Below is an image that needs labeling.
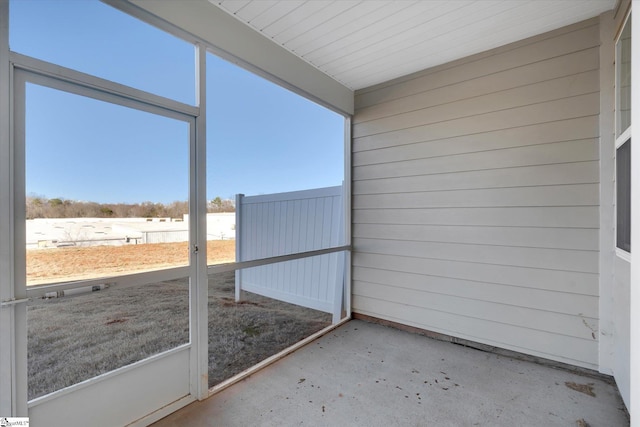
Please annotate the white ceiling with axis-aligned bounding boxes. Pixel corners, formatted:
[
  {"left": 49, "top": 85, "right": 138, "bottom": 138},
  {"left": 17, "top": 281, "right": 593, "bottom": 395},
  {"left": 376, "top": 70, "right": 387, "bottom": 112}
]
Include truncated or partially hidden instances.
[{"left": 208, "top": 0, "right": 616, "bottom": 91}]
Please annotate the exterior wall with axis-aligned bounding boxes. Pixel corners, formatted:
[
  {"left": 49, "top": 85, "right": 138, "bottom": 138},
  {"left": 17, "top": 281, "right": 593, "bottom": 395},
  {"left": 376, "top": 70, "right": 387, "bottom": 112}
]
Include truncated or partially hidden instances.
[
  {"left": 600, "top": 0, "right": 632, "bottom": 409},
  {"left": 352, "top": 19, "right": 601, "bottom": 369},
  {"left": 613, "top": 255, "right": 631, "bottom": 405}
]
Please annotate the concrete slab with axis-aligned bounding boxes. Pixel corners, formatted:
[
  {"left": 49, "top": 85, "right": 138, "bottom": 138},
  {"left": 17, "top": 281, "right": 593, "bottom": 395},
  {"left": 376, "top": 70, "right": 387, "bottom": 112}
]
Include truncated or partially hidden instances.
[{"left": 152, "top": 320, "right": 629, "bottom": 426}]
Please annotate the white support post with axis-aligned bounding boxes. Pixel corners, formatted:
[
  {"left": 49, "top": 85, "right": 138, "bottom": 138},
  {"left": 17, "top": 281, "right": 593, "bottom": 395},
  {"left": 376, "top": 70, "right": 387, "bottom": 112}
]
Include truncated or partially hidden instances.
[
  {"left": 630, "top": 2, "right": 639, "bottom": 422},
  {"left": 0, "top": 0, "right": 16, "bottom": 416},
  {"left": 191, "top": 43, "right": 209, "bottom": 401},
  {"left": 331, "top": 265, "right": 344, "bottom": 325},
  {"left": 331, "top": 182, "right": 346, "bottom": 324},
  {"left": 235, "top": 193, "right": 243, "bottom": 302},
  {"left": 343, "top": 116, "right": 352, "bottom": 319},
  {"left": 598, "top": 10, "right": 616, "bottom": 376}
]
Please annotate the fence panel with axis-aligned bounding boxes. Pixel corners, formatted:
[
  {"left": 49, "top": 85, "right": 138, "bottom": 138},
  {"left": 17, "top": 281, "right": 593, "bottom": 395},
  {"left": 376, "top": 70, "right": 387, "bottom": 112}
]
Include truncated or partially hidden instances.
[{"left": 235, "top": 185, "right": 344, "bottom": 323}]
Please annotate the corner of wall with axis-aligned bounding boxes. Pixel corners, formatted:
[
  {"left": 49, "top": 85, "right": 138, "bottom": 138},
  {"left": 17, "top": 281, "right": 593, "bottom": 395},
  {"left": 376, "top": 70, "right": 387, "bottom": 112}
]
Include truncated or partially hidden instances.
[
  {"left": 598, "top": 2, "right": 632, "bottom": 411},
  {"left": 598, "top": 9, "right": 616, "bottom": 376}
]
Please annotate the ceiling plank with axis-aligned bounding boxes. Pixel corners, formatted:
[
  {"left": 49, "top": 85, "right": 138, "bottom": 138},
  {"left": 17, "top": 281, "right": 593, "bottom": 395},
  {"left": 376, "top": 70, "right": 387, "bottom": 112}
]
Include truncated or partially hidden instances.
[{"left": 208, "top": 0, "right": 615, "bottom": 90}]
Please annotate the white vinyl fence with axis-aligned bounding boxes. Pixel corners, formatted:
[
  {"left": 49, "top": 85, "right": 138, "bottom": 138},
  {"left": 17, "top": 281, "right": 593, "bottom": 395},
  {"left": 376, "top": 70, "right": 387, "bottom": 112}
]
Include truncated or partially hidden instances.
[{"left": 235, "top": 185, "right": 345, "bottom": 323}]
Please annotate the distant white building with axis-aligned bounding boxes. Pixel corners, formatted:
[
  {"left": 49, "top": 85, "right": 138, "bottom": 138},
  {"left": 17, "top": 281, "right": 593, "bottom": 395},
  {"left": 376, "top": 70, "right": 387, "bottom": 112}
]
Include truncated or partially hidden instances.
[{"left": 26, "top": 213, "right": 235, "bottom": 249}]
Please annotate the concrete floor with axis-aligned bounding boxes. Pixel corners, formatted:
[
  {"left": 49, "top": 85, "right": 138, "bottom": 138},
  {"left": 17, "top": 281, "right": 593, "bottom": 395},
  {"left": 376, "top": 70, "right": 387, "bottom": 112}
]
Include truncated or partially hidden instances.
[{"left": 152, "top": 320, "right": 629, "bottom": 426}]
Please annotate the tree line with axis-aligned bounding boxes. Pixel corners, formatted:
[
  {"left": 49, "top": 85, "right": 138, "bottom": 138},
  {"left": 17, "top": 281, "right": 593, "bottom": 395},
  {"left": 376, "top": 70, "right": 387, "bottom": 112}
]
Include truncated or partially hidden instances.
[{"left": 25, "top": 196, "right": 235, "bottom": 219}]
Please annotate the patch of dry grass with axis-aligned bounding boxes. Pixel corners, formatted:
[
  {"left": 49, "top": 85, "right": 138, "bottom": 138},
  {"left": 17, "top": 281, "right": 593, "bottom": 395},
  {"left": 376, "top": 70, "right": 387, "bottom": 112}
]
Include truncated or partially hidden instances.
[
  {"left": 27, "top": 270, "right": 330, "bottom": 400},
  {"left": 27, "top": 278, "right": 190, "bottom": 399},
  {"left": 207, "top": 272, "right": 330, "bottom": 386}
]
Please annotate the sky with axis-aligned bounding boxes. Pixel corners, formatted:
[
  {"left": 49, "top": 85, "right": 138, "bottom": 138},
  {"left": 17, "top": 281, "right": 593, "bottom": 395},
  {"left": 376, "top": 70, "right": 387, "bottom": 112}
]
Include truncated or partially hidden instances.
[{"left": 9, "top": 0, "right": 345, "bottom": 204}]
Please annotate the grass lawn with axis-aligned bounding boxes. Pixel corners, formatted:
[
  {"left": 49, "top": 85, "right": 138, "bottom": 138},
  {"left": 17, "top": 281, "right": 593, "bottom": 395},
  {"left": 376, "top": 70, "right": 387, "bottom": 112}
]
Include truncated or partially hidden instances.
[{"left": 27, "top": 270, "right": 331, "bottom": 400}]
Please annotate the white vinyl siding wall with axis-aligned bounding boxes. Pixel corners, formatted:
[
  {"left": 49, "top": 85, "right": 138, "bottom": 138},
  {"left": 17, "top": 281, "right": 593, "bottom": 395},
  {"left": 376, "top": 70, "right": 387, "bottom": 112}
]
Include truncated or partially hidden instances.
[{"left": 352, "top": 19, "right": 600, "bottom": 369}]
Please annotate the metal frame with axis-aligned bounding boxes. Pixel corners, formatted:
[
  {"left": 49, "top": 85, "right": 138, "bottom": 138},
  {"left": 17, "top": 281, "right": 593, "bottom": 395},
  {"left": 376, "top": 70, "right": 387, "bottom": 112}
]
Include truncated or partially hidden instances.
[
  {"left": 207, "top": 246, "right": 351, "bottom": 275},
  {"left": 0, "top": 0, "right": 20, "bottom": 417},
  {"left": 614, "top": 10, "right": 633, "bottom": 261},
  {"left": 97, "top": 0, "right": 354, "bottom": 319},
  {"left": 615, "top": 10, "right": 633, "bottom": 138},
  {"left": 100, "top": 0, "right": 353, "bottom": 114},
  {"left": 192, "top": 43, "right": 209, "bottom": 400},
  {"left": 344, "top": 116, "right": 353, "bottom": 320},
  {"left": 27, "top": 343, "right": 191, "bottom": 408},
  {"left": 24, "top": 267, "right": 190, "bottom": 300},
  {"left": 11, "top": 53, "right": 198, "bottom": 120},
  {"left": 101, "top": 0, "right": 354, "bottom": 117},
  {"left": 11, "top": 55, "right": 200, "bottom": 418},
  {"left": 630, "top": 4, "right": 639, "bottom": 421}
]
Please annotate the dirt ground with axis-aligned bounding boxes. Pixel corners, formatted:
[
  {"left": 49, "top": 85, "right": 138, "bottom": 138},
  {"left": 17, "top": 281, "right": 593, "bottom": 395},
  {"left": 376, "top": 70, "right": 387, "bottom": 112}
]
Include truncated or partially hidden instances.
[{"left": 26, "top": 240, "right": 236, "bottom": 285}]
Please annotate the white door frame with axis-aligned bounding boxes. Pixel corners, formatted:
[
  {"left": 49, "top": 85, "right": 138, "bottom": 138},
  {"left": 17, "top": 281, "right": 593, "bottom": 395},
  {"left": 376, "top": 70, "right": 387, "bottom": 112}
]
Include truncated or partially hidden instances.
[
  {"left": 0, "top": 0, "right": 21, "bottom": 416},
  {"left": 629, "top": 2, "right": 639, "bottom": 421},
  {"left": 5, "top": 51, "right": 209, "bottom": 425}
]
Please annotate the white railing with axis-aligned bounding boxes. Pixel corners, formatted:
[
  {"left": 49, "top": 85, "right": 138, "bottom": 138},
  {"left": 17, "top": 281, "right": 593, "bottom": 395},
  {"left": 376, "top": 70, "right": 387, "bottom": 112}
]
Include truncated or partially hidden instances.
[{"left": 25, "top": 266, "right": 190, "bottom": 300}]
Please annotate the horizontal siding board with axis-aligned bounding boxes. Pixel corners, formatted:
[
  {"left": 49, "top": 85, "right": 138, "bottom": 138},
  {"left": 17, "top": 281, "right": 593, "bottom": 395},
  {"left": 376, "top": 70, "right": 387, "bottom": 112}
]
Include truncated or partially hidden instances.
[
  {"left": 354, "top": 238, "right": 598, "bottom": 273},
  {"left": 354, "top": 162, "right": 599, "bottom": 194},
  {"left": 353, "top": 92, "right": 599, "bottom": 151},
  {"left": 353, "top": 70, "right": 599, "bottom": 138},
  {"left": 354, "top": 47, "right": 599, "bottom": 123},
  {"left": 353, "top": 184, "right": 599, "bottom": 209},
  {"left": 353, "top": 116, "right": 598, "bottom": 165},
  {"left": 355, "top": 22, "right": 599, "bottom": 108},
  {"left": 353, "top": 280, "right": 597, "bottom": 339},
  {"left": 352, "top": 267, "right": 598, "bottom": 317},
  {"left": 353, "top": 206, "right": 599, "bottom": 228},
  {"left": 354, "top": 139, "right": 598, "bottom": 180},
  {"left": 352, "top": 253, "right": 598, "bottom": 296},
  {"left": 352, "top": 296, "right": 598, "bottom": 369},
  {"left": 352, "top": 224, "right": 599, "bottom": 251}
]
